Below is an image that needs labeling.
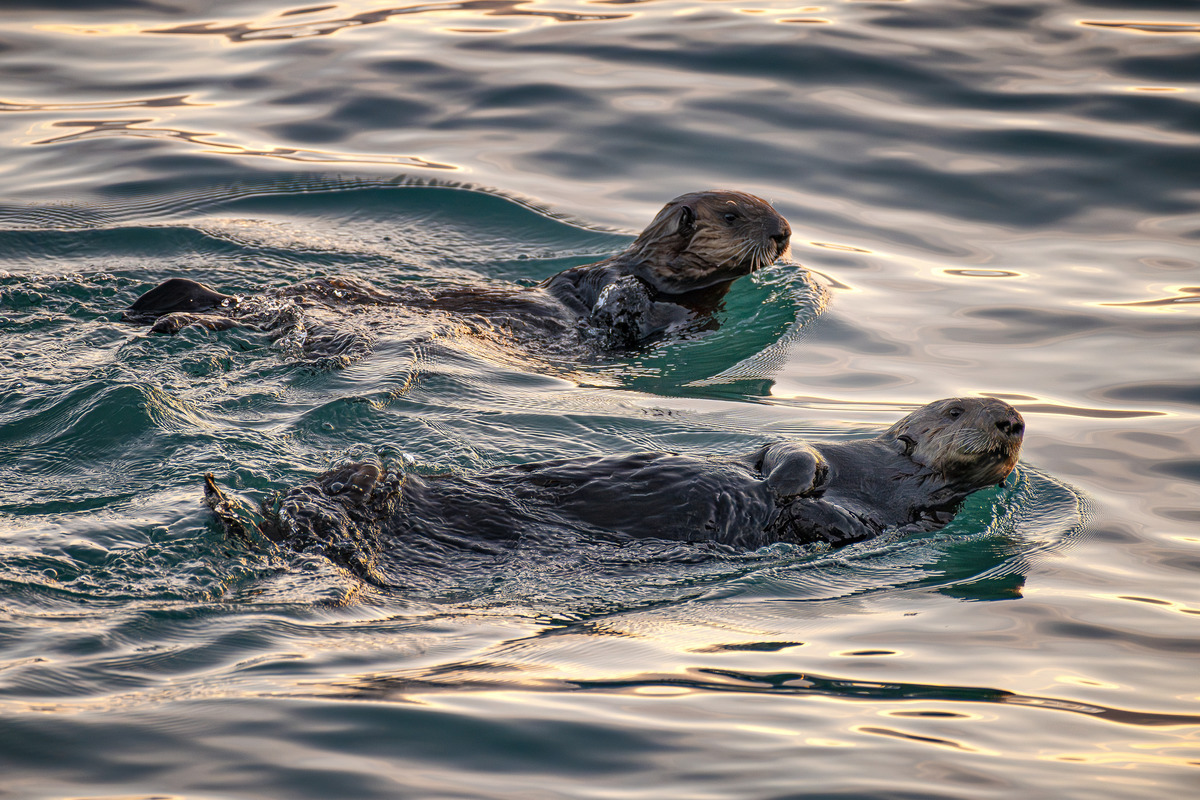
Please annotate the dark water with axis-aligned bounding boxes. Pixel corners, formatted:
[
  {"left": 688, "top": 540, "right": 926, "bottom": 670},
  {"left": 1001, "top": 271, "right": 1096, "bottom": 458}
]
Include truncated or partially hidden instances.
[{"left": 2, "top": 1, "right": 1198, "bottom": 797}]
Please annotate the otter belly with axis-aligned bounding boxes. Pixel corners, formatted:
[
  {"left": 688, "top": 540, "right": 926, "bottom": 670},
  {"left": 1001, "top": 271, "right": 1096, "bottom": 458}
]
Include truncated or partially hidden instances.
[
  {"left": 264, "top": 453, "right": 783, "bottom": 574},
  {"left": 500, "top": 452, "right": 778, "bottom": 547},
  {"left": 262, "top": 451, "right": 923, "bottom": 581}
]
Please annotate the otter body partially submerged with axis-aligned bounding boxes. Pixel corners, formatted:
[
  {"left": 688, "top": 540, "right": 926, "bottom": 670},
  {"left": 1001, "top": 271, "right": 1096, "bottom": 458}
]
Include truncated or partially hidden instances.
[
  {"left": 126, "top": 190, "right": 792, "bottom": 355},
  {"left": 206, "top": 398, "right": 1024, "bottom": 587}
]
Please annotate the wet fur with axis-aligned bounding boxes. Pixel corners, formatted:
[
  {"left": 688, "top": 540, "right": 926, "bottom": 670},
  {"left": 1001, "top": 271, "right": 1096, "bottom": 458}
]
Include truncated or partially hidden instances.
[
  {"left": 205, "top": 398, "right": 1024, "bottom": 587},
  {"left": 126, "top": 190, "right": 791, "bottom": 355}
]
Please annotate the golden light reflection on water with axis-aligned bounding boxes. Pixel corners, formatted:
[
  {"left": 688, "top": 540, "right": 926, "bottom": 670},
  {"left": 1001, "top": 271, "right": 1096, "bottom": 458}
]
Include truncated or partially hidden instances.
[
  {"left": 810, "top": 241, "right": 872, "bottom": 254},
  {"left": 142, "top": 0, "right": 631, "bottom": 43},
  {"left": 1042, "top": 748, "right": 1200, "bottom": 769},
  {"left": 1101, "top": 286, "right": 1200, "bottom": 310},
  {"left": 1080, "top": 21, "right": 1200, "bottom": 36},
  {"left": 29, "top": 118, "right": 459, "bottom": 170},
  {"left": 141, "top": 384, "right": 219, "bottom": 433},
  {"left": 1057, "top": 674, "right": 1122, "bottom": 691},
  {"left": 1128, "top": 86, "right": 1190, "bottom": 93},
  {"left": 943, "top": 268, "right": 1022, "bottom": 278},
  {"left": 1005, "top": 402, "right": 1165, "bottom": 420},
  {"left": 33, "top": 23, "right": 145, "bottom": 36},
  {"left": 631, "top": 685, "right": 691, "bottom": 695},
  {"left": 736, "top": 722, "right": 805, "bottom": 737},
  {"left": 0, "top": 97, "right": 200, "bottom": 113},
  {"left": 804, "top": 737, "right": 855, "bottom": 747},
  {"left": 1099, "top": 594, "right": 1200, "bottom": 618}
]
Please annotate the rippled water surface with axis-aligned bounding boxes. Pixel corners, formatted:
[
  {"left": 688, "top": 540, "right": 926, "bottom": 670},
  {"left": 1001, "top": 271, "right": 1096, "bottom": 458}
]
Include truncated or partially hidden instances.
[{"left": 2, "top": 1, "right": 1198, "bottom": 798}]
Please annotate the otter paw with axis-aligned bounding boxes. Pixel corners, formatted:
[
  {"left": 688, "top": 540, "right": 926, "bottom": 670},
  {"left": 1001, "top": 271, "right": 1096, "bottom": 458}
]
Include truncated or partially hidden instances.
[{"left": 318, "top": 462, "right": 382, "bottom": 499}]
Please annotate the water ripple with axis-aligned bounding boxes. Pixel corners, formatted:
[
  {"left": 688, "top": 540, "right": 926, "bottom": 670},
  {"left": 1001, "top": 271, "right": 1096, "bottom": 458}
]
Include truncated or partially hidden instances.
[
  {"left": 1080, "top": 20, "right": 1200, "bottom": 36},
  {"left": 2, "top": 0, "right": 1199, "bottom": 795},
  {"left": 144, "top": 0, "right": 632, "bottom": 43},
  {"left": 0, "top": 94, "right": 201, "bottom": 112},
  {"left": 32, "top": 118, "right": 459, "bottom": 169}
]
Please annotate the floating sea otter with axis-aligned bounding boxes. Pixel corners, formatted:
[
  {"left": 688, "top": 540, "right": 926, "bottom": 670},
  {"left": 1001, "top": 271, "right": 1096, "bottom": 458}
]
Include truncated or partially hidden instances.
[
  {"left": 124, "top": 190, "right": 792, "bottom": 354},
  {"left": 205, "top": 398, "right": 1025, "bottom": 586}
]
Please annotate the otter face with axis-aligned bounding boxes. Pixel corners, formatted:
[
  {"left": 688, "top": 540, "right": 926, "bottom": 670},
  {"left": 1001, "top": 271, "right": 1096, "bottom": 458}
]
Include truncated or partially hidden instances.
[
  {"left": 885, "top": 397, "right": 1024, "bottom": 489},
  {"left": 630, "top": 190, "right": 792, "bottom": 294}
]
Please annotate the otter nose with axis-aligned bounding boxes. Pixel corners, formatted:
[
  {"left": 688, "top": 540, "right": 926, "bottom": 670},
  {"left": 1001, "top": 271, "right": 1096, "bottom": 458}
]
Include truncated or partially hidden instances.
[
  {"left": 770, "top": 222, "right": 791, "bottom": 249},
  {"left": 996, "top": 418, "right": 1024, "bottom": 437}
]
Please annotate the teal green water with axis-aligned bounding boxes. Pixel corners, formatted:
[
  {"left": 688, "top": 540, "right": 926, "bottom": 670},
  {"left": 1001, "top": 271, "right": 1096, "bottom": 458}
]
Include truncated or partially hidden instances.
[{"left": 2, "top": 1, "right": 1199, "bottom": 798}]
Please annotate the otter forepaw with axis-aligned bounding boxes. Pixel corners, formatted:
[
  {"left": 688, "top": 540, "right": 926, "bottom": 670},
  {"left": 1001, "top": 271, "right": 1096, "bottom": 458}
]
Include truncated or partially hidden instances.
[
  {"left": 317, "top": 462, "right": 383, "bottom": 499},
  {"left": 758, "top": 442, "right": 828, "bottom": 500},
  {"left": 588, "top": 276, "right": 653, "bottom": 348}
]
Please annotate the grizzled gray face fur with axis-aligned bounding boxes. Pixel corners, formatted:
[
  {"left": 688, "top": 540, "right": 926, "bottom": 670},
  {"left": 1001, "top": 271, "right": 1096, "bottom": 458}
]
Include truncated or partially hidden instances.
[{"left": 885, "top": 397, "right": 1025, "bottom": 489}]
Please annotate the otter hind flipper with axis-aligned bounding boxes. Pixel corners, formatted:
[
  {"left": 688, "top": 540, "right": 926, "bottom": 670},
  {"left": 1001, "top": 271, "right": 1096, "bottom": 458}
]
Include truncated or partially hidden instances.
[
  {"left": 125, "top": 278, "right": 235, "bottom": 324},
  {"left": 203, "top": 473, "right": 278, "bottom": 548}
]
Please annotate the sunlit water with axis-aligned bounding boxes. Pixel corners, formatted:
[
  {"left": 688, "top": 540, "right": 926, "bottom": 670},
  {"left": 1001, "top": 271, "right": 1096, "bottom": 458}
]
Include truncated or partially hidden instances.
[{"left": 2, "top": 1, "right": 1198, "bottom": 798}]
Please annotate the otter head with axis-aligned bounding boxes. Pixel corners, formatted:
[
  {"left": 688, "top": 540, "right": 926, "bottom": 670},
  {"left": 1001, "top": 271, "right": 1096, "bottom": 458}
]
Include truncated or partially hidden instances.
[
  {"left": 884, "top": 397, "right": 1024, "bottom": 490},
  {"left": 625, "top": 190, "right": 792, "bottom": 295}
]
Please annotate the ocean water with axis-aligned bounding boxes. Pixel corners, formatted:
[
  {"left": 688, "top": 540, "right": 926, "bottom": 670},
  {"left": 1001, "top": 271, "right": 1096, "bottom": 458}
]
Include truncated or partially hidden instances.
[{"left": 1, "top": 0, "right": 1198, "bottom": 798}]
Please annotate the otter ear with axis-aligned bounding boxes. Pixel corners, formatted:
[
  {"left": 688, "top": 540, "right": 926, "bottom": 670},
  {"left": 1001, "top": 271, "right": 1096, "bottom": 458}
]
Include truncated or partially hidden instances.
[{"left": 677, "top": 205, "right": 696, "bottom": 237}]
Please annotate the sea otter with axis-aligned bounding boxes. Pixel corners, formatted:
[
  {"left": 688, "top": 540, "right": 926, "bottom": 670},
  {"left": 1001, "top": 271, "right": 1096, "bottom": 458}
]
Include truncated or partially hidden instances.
[
  {"left": 124, "top": 190, "right": 792, "bottom": 354},
  {"left": 204, "top": 398, "right": 1025, "bottom": 587}
]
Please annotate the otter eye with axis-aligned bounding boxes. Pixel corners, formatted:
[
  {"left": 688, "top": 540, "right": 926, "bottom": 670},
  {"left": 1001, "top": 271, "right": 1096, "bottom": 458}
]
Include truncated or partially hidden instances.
[
  {"left": 723, "top": 212, "right": 739, "bottom": 223},
  {"left": 947, "top": 407, "right": 964, "bottom": 419}
]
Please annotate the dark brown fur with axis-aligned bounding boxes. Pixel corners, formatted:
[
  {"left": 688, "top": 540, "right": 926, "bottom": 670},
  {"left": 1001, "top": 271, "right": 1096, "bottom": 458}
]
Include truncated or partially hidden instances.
[
  {"left": 125, "top": 190, "right": 792, "bottom": 354},
  {"left": 204, "top": 398, "right": 1024, "bottom": 587}
]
